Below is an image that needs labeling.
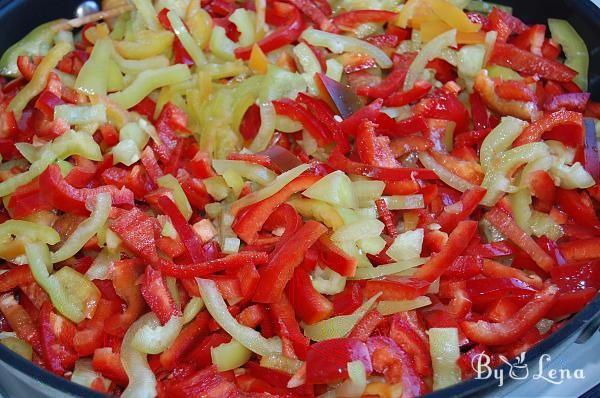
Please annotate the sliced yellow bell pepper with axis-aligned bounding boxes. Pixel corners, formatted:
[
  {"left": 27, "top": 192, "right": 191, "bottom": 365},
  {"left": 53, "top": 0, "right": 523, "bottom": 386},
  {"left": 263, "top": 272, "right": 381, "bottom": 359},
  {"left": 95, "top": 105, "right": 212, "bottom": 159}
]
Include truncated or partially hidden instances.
[
  {"left": 249, "top": 44, "right": 269, "bottom": 74},
  {"left": 428, "top": 0, "right": 481, "bottom": 32}
]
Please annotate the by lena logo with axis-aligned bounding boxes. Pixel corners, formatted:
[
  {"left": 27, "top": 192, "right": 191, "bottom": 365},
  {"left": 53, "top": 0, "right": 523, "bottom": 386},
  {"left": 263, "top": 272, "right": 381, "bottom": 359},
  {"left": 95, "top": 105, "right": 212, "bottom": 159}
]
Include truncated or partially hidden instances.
[{"left": 471, "top": 352, "right": 585, "bottom": 387}]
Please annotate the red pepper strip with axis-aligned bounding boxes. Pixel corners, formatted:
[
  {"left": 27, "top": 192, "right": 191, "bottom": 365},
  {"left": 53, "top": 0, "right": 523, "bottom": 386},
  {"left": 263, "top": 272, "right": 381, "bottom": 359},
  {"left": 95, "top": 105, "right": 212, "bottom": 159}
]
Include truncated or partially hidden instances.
[
  {"left": 443, "top": 255, "right": 483, "bottom": 280},
  {"left": 384, "top": 81, "right": 432, "bottom": 107},
  {"left": 269, "top": 294, "right": 310, "bottom": 359},
  {"left": 489, "top": 42, "right": 578, "bottom": 83},
  {"left": 40, "top": 164, "right": 135, "bottom": 216},
  {"left": 494, "top": 79, "right": 536, "bottom": 102},
  {"left": 327, "top": 149, "right": 438, "bottom": 181},
  {"left": 415, "top": 88, "right": 470, "bottom": 133},
  {"left": 0, "top": 265, "right": 34, "bottom": 292},
  {"left": 232, "top": 174, "right": 320, "bottom": 243},
  {"left": 510, "top": 24, "right": 546, "bottom": 55},
  {"left": 464, "top": 240, "right": 514, "bottom": 258},
  {"left": 236, "top": 262, "right": 261, "bottom": 299},
  {"left": 389, "top": 312, "right": 432, "bottom": 377},
  {"left": 235, "top": 7, "right": 304, "bottom": 59},
  {"left": 140, "top": 147, "right": 164, "bottom": 185},
  {"left": 110, "top": 207, "right": 160, "bottom": 265},
  {"left": 414, "top": 220, "right": 478, "bottom": 282},
  {"left": 0, "top": 293, "right": 40, "bottom": 352},
  {"left": 470, "top": 91, "right": 490, "bottom": 130},
  {"left": 91, "top": 348, "right": 128, "bottom": 386},
  {"left": 160, "top": 365, "right": 242, "bottom": 397},
  {"left": 287, "top": 267, "right": 333, "bottom": 324},
  {"left": 367, "top": 337, "right": 425, "bottom": 397},
  {"left": 376, "top": 114, "right": 429, "bottom": 138},
  {"left": 296, "top": 93, "right": 350, "bottom": 153},
  {"left": 437, "top": 187, "right": 486, "bottom": 232},
  {"left": 285, "top": 0, "right": 338, "bottom": 32},
  {"left": 348, "top": 309, "right": 384, "bottom": 342},
  {"left": 160, "top": 252, "right": 269, "bottom": 278},
  {"left": 559, "top": 238, "right": 600, "bottom": 263},
  {"left": 254, "top": 221, "right": 327, "bottom": 303},
  {"left": 339, "top": 98, "right": 383, "bottom": 137},
  {"left": 485, "top": 207, "right": 555, "bottom": 272},
  {"left": 513, "top": 109, "right": 583, "bottom": 147},
  {"left": 105, "top": 259, "right": 146, "bottom": 336},
  {"left": 39, "top": 301, "right": 78, "bottom": 375},
  {"left": 552, "top": 261, "right": 600, "bottom": 293},
  {"left": 151, "top": 103, "right": 186, "bottom": 164},
  {"left": 140, "top": 266, "right": 181, "bottom": 325},
  {"left": 375, "top": 198, "right": 398, "bottom": 238},
  {"left": 313, "top": 235, "right": 357, "bottom": 278},
  {"left": 461, "top": 285, "right": 558, "bottom": 345},
  {"left": 159, "top": 311, "right": 209, "bottom": 370},
  {"left": 35, "top": 90, "right": 64, "bottom": 119},
  {"left": 527, "top": 170, "right": 556, "bottom": 210},
  {"left": 333, "top": 10, "right": 397, "bottom": 28},
  {"left": 356, "top": 119, "right": 399, "bottom": 168},
  {"left": 331, "top": 283, "right": 363, "bottom": 316},
  {"left": 273, "top": 98, "right": 332, "bottom": 146},
  {"left": 556, "top": 189, "right": 600, "bottom": 230},
  {"left": 306, "top": 338, "right": 372, "bottom": 384},
  {"left": 157, "top": 196, "right": 207, "bottom": 263},
  {"left": 482, "top": 259, "right": 543, "bottom": 290},
  {"left": 546, "top": 287, "right": 597, "bottom": 319},
  {"left": 355, "top": 53, "right": 416, "bottom": 99},
  {"left": 365, "top": 34, "right": 400, "bottom": 49},
  {"left": 264, "top": 203, "right": 302, "bottom": 251},
  {"left": 364, "top": 276, "right": 430, "bottom": 300},
  {"left": 544, "top": 93, "right": 591, "bottom": 113}
]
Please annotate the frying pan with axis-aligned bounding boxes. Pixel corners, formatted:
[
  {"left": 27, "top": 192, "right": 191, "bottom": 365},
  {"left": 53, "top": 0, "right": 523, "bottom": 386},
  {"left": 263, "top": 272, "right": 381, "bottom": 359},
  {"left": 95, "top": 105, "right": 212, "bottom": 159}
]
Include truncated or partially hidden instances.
[{"left": 0, "top": 1, "right": 598, "bottom": 397}]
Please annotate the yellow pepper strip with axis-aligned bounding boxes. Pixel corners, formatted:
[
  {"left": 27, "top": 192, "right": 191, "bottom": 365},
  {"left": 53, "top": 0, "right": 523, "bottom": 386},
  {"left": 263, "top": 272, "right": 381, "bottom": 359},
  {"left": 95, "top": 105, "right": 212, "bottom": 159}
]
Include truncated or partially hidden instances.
[
  {"left": 120, "top": 314, "right": 157, "bottom": 398},
  {"left": 167, "top": 10, "right": 207, "bottom": 65},
  {"left": 0, "top": 150, "right": 56, "bottom": 198},
  {"left": 0, "top": 220, "right": 60, "bottom": 246},
  {"left": 254, "top": 0, "right": 267, "bottom": 39},
  {"left": 132, "top": 0, "right": 160, "bottom": 31},
  {"left": 249, "top": 44, "right": 269, "bottom": 74},
  {"left": 51, "top": 193, "right": 112, "bottom": 263},
  {"left": 428, "top": 0, "right": 481, "bottom": 32},
  {"left": 548, "top": 19, "right": 589, "bottom": 91},
  {"left": 396, "top": 0, "right": 425, "bottom": 28},
  {"left": 429, "top": 328, "right": 461, "bottom": 390},
  {"left": 288, "top": 197, "right": 344, "bottom": 229},
  {"left": 25, "top": 242, "right": 100, "bottom": 323},
  {"left": 185, "top": 2, "right": 212, "bottom": 50},
  {"left": 75, "top": 38, "right": 112, "bottom": 95},
  {"left": 114, "top": 30, "right": 174, "bottom": 60},
  {"left": 109, "top": 64, "right": 192, "bottom": 109},
  {"left": 8, "top": 41, "right": 72, "bottom": 118}
]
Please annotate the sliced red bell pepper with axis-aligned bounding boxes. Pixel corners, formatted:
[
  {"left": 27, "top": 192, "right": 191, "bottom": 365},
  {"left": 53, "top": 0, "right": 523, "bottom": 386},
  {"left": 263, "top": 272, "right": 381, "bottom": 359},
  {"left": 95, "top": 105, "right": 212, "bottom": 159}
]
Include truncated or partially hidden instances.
[
  {"left": 494, "top": 79, "right": 536, "bottom": 102},
  {"left": 544, "top": 92, "right": 590, "bottom": 112},
  {"left": 437, "top": 187, "right": 486, "bottom": 232},
  {"left": 415, "top": 88, "right": 470, "bottom": 133},
  {"left": 355, "top": 53, "right": 416, "bottom": 99},
  {"left": 104, "top": 259, "right": 146, "bottom": 336},
  {"left": 306, "top": 338, "right": 372, "bottom": 384},
  {"left": 485, "top": 207, "right": 556, "bottom": 272},
  {"left": 159, "top": 311, "right": 209, "bottom": 370},
  {"left": 39, "top": 301, "right": 78, "bottom": 375},
  {"left": 253, "top": 221, "right": 327, "bottom": 303},
  {"left": 513, "top": 109, "right": 584, "bottom": 147},
  {"left": 470, "top": 91, "right": 491, "bottom": 130},
  {"left": 140, "top": 266, "right": 181, "bottom": 325},
  {"left": 487, "top": 7, "right": 528, "bottom": 36},
  {"left": 466, "top": 277, "right": 536, "bottom": 307},
  {"left": 484, "top": 296, "right": 529, "bottom": 322},
  {"left": 235, "top": 6, "right": 305, "bottom": 59},
  {"left": 384, "top": 80, "right": 432, "bottom": 107},
  {"left": 414, "top": 220, "right": 477, "bottom": 282},
  {"left": 375, "top": 198, "right": 398, "bottom": 238},
  {"left": 546, "top": 287, "right": 597, "bottom": 319},
  {"left": 331, "top": 282, "right": 363, "bottom": 316},
  {"left": 184, "top": 332, "right": 231, "bottom": 368},
  {"left": 333, "top": 10, "right": 397, "bottom": 28},
  {"left": 157, "top": 196, "right": 209, "bottom": 263},
  {"left": 159, "top": 364, "right": 240, "bottom": 397},
  {"left": 339, "top": 98, "right": 384, "bottom": 137},
  {"left": 327, "top": 149, "right": 438, "bottom": 181},
  {"left": 551, "top": 261, "right": 600, "bottom": 293},
  {"left": 348, "top": 309, "right": 384, "bottom": 342},
  {"left": 443, "top": 255, "right": 483, "bottom": 280},
  {"left": 40, "top": 164, "right": 135, "bottom": 216},
  {"left": 0, "top": 293, "right": 40, "bottom": 352},
  {"left": 92, "top": 347, "right": 128, "bottom": 386},
  {"left": 364, "top": 276, "right": 430, "bottom": 300},
  {"left": 490, "top": 42, "right": 578, "bottom": 83},
  {"left": 73, "top": 298, "right": 120, "bottom": 356},
  {"left": 286, "top": 0, "right": 337, "bottom": 32},
  {"left": 482, "top": 259, "right": 543, "bottom": 289},
  {"left": 151, "top": 103, "right": 186, "bottom": 164},
  {"left": 461, "top": 285, "right": 558, "bottom": 345},
  {"left": 110, "top": 207, "right": 160, "bottom": 265},
  {"left": 559, "top": 238, "right": 600, "bottom": 263},
  {"left": 0, "top": 265, "right": 34, "bottom": 293},
  {"left": 232, "top": 174, "right": 319, "bottom": 243},
  {"left": 356, "top": 119, "right": 399, "bottom": 168},
  {"left": 287, "top": 267, "right": 333, "bottom": 324},
  {"left": 365, "top": 33, "right": 400, "bottom": 49},
  {"left": 269, "top": 293, "right": 310, "bottom": 359},
  {"left": 273, "top": 98, "right": 332, "bottom": 146},
  {"left": 296, "top": 92, "right": 350, "bottom": 153},
  {"left": 389, "top": 311, "right": 432, "bottom": 377},
  {"left": 556, "top": 188, "right": 600, "bottom": 230},
  {"left": 510, "top": 24, "right": 546, "bottom": 55},
  {"left": 160, "top": 251, "right": 268, "bottom": 278},
  {"left": 367, "top": 337, "right": 425, "bottom": 397}
]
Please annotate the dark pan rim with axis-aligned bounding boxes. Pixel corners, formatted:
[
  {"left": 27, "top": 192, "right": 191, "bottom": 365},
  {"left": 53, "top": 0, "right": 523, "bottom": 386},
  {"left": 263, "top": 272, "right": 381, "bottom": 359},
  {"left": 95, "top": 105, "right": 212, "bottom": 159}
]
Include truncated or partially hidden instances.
[{"left": 0, "top": 0, "right": 599, "bottom": 397}]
